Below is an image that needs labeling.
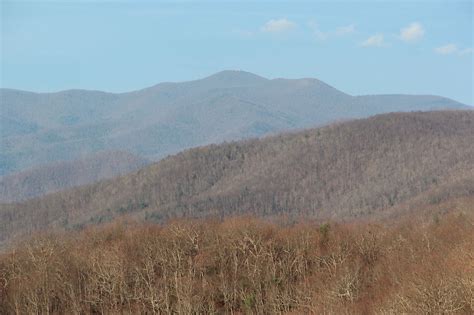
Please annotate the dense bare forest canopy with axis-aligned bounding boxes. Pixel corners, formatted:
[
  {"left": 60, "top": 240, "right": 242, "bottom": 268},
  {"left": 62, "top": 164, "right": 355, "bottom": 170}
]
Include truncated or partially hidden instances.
[
  {"left": 1, "top": 201, "right": 473, "bottom": 314},
  {"left": 1, "top": 110, "right": 472, "bottom": 247}
]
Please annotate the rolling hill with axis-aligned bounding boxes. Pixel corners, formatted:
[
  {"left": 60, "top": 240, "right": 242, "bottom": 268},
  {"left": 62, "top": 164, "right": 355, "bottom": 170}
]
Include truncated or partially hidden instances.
[
  {"left": 1, "top": 70, "right": 468, "bottom": 176},
  {"left": 0, "top": 151, "right": 149, "bottom": 203},
  {"left": 1, "top": 110, "right": 472, "bottom": 246}
]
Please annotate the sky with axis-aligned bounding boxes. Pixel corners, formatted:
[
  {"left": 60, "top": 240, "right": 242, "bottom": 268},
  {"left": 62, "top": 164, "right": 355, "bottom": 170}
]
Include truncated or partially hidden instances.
[{"left": 1, "top": 0, "right": 473, "bottom": 105}]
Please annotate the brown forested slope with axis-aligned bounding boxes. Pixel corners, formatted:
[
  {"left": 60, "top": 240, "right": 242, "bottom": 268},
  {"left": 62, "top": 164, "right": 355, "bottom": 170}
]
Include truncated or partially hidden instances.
[
  {"left": 1, "top": 110, "right": 473, "bottom": 245},
  {"left": 1, "top": 206, "right": 473, "bottom": 314}
]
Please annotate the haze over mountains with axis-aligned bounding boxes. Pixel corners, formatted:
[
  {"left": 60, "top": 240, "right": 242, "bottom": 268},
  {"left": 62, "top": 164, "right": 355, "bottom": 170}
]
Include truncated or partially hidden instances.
[
  {"left": 1, "top": 70, "right": 468, "bottom": 177},
  {"left": 1, "top": 111, "right": 472, "bottom": 246},
  {"left": 0, "top": 151, "right": 149, "bottom": 203}
]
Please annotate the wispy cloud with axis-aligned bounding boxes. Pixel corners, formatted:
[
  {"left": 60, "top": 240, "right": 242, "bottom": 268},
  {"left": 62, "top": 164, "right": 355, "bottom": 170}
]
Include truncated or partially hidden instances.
[
  {"left": 261, "top": 18, "right": 296, "bottom": 33},
  {"left": 361, "top": 34, "right": 385, "bottom": 47},
  {"left": 434, "top": 44, "right": 473, "bottom": 56},
  {"left": 307, "top": 21, "right": 328, "bottom": 40},
  {"left": 335, "top": 24, "right": 356, "bottom": 36},
  {"left": 400, "top": 22, "right": 425, "bottom": 42},
  {"left": 458, "top": 48, "right": 473, "bottom": 55},
  {"left": 233, "top": 28, "right": 256, "bottom": 38},
  {"left": 435, "top": 44, "right": 458, "bottom": 55},
  {"left": 308, "top": 21, "right": 356, "bottom": 40}
]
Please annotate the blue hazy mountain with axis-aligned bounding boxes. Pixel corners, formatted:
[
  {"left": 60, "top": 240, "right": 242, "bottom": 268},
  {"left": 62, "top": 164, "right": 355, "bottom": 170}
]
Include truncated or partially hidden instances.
[{"left": 0, "top": 70, "right": 468, "bottom": 176}]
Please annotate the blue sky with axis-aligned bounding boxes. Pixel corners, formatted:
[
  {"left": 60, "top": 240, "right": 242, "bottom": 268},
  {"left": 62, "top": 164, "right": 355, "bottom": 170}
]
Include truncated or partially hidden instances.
[{"left": 1, "top": 0, "right": 473, "bottom": 105}]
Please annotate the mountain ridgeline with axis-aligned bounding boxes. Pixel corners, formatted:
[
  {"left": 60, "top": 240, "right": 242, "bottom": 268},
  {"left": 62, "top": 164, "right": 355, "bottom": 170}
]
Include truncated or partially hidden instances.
[
  {"left": 1, "top": 111, "right": 472, "bottom": 246},
  {"left": 0, "top": 70, "right": 468, "bottom": 176}
]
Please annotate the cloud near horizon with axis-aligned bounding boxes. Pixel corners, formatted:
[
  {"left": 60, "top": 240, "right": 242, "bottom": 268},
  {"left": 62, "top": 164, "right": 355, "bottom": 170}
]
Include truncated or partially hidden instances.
[
  {"left": 335, "top": 24, "right": 356, "bottom": 36},
  {"left": 308, "top": 21, "right": 356, "bottom": 40},
  {"left": 261, "top": 18, "right": 296, "bottom": 33},
  {"left": 400, "top": 22, "right": 425, "bottom": 42},
  {"left": 361, "top": 34, "right": 385, "bottom": 47},
  {"left": 435, "top": 44, "right": 473, "bottom": 56},
  {"left": 459, "top": 48, "right": 474, "bottom": 55},
  {"left": 435, "top": 44, "right": 457, "bottom": 55}
]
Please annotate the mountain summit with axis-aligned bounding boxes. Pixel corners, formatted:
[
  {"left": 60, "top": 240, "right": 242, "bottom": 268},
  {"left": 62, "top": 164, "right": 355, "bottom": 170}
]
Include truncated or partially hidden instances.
[
  {"left": 1, "top": 71, "right": 468, "bottom": 175},
  {"left": 202, "top": 70, "right": 268, "bottom": 86}
]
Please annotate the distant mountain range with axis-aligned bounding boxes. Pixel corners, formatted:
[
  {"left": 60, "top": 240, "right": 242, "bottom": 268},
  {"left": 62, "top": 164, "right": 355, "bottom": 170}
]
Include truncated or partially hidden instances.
[
  {"left": 0, "top": 151, "right": 149, "bottom": 203},
  {"left": 1, "top": 111, "right": 472, "bottom": 246},
  {"left": 0, "top": 70, "right": 469, "bottom": 176}
]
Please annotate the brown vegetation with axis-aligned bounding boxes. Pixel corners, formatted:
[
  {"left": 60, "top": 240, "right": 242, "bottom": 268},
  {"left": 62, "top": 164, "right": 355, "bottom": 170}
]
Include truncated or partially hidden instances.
[
  {"left": 1, "top": 110, "right": 473, "bottom": 247},
  {"left": 1, "top": 204, "right": 473, "bottom": 314}
]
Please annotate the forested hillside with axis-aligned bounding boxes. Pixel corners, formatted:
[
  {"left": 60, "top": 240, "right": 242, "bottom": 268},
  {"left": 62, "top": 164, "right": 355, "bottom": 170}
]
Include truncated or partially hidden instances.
[
  {"left": 1, "top": 202, "right": 473, "bottom": 314},
  {"left": 1, "top": 110, "right": 472, "bottom": 246}
]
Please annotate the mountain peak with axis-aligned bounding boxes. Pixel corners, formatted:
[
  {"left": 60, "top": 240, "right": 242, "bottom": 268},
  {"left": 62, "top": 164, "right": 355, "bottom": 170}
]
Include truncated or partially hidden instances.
[{"left": 203, "top": 70, "right": 268, "bottom": 85}]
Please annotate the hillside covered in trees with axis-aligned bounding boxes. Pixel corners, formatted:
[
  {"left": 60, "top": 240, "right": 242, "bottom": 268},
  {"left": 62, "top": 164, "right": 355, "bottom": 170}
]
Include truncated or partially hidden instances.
[
  {"left": 1, "top": 110, "right": 472, "bottom": 246},
  {"left": 1, "top": 200, "right": 473, "bottom": 314}
]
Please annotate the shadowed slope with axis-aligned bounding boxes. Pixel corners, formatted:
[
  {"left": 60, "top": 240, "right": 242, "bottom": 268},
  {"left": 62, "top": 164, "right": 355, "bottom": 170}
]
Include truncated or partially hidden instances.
[{"left": 0, "top": 151, "right": 149, "bottom": 203}]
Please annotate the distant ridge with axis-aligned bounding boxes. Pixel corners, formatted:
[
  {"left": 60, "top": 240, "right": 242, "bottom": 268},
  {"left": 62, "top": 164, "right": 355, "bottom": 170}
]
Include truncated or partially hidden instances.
[
  {"left": 1, "top": 70, "right": 469, "bottom": 176},
  {"left": 0, "top": 151, "right": 149, "bottom": 202}
]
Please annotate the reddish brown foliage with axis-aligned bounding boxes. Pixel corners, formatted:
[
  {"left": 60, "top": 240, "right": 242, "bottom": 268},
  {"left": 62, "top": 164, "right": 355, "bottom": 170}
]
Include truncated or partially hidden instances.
[{"left": 1, "top": 211, "right": 472, "bottom": 314}]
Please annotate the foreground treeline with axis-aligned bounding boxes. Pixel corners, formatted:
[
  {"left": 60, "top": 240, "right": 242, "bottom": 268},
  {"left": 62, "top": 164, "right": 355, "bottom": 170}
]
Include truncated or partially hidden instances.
[{"left": 1, "top": 214, "right": 473, "bottom": 314}]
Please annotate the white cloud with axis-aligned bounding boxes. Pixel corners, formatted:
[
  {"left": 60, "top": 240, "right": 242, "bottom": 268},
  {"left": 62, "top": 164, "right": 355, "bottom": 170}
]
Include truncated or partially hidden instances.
[
  {"left": 434, "top": 44, "right": 473, "bottom": 56},
  {"left": 400, "top": 22, "right": 425, "bottom": 42},
  {"left": 335, "top": 24, "right": 356, "bottom": 36},
  {"left": 233, "top": 29, "right": 255, "bottom": 38},
  {"left": 458, "top": 48, "right": 473, "bottom": 55},
  {"left": 308, "top": 21, "right": 356, "bottom": 40},
  {"left": 307, "top": 20, "right": 327, "bottom": 40},
  {"left": 435, "top": 43, "right": 458, "bottom": 55},
  {"left": 361, "top": 34, "right": 385, "bottom": 47},
  {"left": 261, "top": 18, "right": 296, "bottom": 33}
]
